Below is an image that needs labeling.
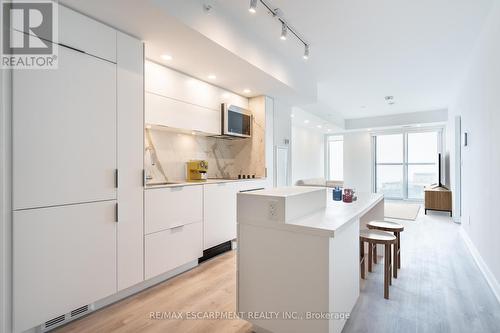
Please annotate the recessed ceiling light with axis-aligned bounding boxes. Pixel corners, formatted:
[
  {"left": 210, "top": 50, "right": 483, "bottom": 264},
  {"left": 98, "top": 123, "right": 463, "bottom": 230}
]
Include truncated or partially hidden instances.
[
  {"left": 243, "top": 89, "right": 251, "bottom": 94},
  {"left": 367, "top": 128, "right": 372, "bottom": 131},
  {"left": 208, "top": 74, "right": 216, "bottom": 80},
  {"left": 327, "top": 129, "right": 332, "bottom": 132},
  {"left": 290, "top": 114, "right": 295, "bottom": 118},
  {"left": 317, "top": 125, "right": 322, "bottom": 129},
  {"left": 191, "top": 131, "right": 196, "bottom": 135},
  {"left": 304, "top": 120, "right": 310, "bottom": 124},
  {"left": 161, "top": 54, "right": 173, "bottom": 61}
]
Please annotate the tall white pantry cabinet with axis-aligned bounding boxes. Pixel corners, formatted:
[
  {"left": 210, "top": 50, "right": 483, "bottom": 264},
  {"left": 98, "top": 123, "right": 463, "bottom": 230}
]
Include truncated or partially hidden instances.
[{"left": 11, "top": 6, "right": 144, "bottom": 333}]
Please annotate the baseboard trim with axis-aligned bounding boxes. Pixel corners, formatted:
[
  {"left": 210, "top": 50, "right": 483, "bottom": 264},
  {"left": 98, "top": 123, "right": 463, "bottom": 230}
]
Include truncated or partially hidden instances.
[{"left": 460, "top": 228, "right": 500, "bottom": 304}]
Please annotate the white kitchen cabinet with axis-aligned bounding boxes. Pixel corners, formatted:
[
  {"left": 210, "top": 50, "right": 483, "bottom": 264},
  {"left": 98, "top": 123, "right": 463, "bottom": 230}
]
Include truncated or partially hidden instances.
[
  {"left": 145, "top": 222, "right": 203, "bottom": 280},
  {"left": 35, "top": 4, "right": 116, "bottom": 62},
  {"left": 203, "top": 182, "right": 239, "bottom": 249},
  {"left": 144, "top": 61, "right": 249, "bottom": 135},
  {"left": 116, "top": 32, "right": 144, "bottom": 291},
  {"left": 145, "top": 92, "right": 220, "bottom": 135},
  {"left": 145, "top": 186, "right": 203, "bottom": 235},
  {"left": 13, "top": 45, "right": 117, "bottom": 210},
  {"left": 204, "top": 181, "right": 267, "bottom": 250},
  {"left": 145, "top": 61, "right": 248, "bottom": 110},
  {"left": 238, "top": 180, "right": 267, "bottom": 192},
  {"left": 13, "top": 201, "right": 117, "bottom": 333}
]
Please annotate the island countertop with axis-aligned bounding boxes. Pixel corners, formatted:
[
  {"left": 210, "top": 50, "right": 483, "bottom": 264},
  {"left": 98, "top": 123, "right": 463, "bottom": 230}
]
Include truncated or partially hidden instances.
[
  {"left": 287, "top": 191, "right": 384, "bottom": 236},
  {"left": 237, "top": 187, "right": 384, "bottom": 237}
]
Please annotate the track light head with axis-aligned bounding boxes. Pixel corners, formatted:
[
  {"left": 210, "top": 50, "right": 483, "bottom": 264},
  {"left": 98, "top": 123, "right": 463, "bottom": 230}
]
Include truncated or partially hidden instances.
[
  {"left": 280, "top": 22, "right": 287, "bottom": 40},
  {"left": 303, "top": 44, "right": 310, "bottom": 60},
  {"left": 249, "top": 0, "right": 257, "bottom": 13}
]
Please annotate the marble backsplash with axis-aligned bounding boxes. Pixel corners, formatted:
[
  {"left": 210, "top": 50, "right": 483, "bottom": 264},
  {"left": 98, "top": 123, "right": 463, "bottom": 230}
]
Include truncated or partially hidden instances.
[{"left": 145, "top": 110, "right": 266, "bottom": 182}]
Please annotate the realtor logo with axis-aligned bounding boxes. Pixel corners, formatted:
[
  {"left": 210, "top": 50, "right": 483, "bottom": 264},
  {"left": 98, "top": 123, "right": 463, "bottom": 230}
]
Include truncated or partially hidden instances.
[{"left": 1, "top": 0, "right": 58, "bottom": 69}]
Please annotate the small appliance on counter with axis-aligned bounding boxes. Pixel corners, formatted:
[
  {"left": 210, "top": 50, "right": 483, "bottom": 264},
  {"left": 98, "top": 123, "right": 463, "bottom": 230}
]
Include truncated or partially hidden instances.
[{"left": 186, "top": 160, "right": 208, "bottom": 181}]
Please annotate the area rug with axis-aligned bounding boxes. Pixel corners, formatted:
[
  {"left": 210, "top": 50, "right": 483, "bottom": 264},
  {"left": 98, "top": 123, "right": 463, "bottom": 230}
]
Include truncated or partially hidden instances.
[{"left": 385, "top": 202, "right": 421, "bottom": 220}]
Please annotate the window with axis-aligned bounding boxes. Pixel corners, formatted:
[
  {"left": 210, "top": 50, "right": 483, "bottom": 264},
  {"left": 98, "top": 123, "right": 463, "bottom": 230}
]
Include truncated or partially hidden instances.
[
  {"left": 406, "top": 131, "right": 439, "bottom": 199},
  {"left": 327, "top": 136, "right": 343, "bottom": 181},
  {"left": 374, "top": 129, "right": 442, "bottom": 200},
  {"left": 375, "top": 134, "right": 404, "bottom": 198}
]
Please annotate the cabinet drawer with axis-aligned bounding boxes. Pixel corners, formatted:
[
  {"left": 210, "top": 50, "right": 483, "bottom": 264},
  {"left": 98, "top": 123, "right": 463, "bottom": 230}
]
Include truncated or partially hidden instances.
[
  {"left": 145, "top": 186, "right": 203, "bottom": 234},
  {"left": 145, "top": 222, "right": 202, "bottom": 279}
]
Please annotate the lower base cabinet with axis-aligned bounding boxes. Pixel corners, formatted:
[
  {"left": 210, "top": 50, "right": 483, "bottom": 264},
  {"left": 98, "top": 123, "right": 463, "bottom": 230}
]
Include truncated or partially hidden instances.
[
  {"left": 13, "top": 201, "right": 117, "bottom": 333},
  {"left": 203, "top": 183, "right": 239, "bottom": 250},
  {"left": 145, "top": 222, "right": 203, "bottom": 279},
  {"left": 204, "top": 181, "right": 266, "bottom": 250}
]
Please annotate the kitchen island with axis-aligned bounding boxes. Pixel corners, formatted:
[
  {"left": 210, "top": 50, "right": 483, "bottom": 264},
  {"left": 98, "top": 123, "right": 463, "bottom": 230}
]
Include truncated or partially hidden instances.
[{"left": 237, "top": 187, "right": 384, "bottom": 333}]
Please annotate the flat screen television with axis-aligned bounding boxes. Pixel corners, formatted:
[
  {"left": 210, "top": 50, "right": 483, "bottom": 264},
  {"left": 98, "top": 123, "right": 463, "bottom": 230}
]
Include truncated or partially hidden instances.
[{"left": 437, "top": 153, "right": 442, "bottom": 187}]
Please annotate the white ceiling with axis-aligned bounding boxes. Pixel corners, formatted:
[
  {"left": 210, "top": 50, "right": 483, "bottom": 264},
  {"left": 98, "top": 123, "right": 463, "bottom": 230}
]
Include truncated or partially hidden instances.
[
  {"left": 174, "top": 0, "right": 494, "bottom": 119},
  {"left": 59, "top": 0, "right": 311, "bottom": 105},
  {"left": 61, "top": 0, "right": 494, "bottom": 122}
]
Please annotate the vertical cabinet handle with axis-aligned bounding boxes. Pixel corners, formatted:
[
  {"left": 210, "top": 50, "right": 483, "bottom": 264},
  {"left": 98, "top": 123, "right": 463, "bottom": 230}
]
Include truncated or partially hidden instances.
[
  {"left": 115, "top": 203, "right": 119, "bottom": 223},
  {"left": 115, "top": 169, "right": 119, "bottom": 188}
]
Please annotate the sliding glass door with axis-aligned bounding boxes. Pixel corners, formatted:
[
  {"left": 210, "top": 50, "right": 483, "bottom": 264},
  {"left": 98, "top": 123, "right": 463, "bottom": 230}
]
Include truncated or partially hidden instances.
[
  {"left": 407, "top": 132, "right": 439, "bottom": 199},
  {"left": 375, "top": 134, "right": 404, "bottom": 199},
  {"left": 374, "top": 129, "right": 442, "bottom": 200}
]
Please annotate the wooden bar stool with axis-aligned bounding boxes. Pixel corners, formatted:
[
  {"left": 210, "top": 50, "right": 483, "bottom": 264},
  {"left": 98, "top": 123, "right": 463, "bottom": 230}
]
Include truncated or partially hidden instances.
[
  {"left": 360, "top": 230, "right": 397, "bottom": 299},
  {"left": 367, "top": 221, "right": 404, "bottom": 278}
]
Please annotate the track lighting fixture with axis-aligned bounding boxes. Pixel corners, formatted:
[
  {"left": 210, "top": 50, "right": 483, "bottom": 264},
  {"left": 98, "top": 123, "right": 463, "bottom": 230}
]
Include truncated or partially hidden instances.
[
  {"left": 249, "top": 0, "right": 257, "bottom": 13},
  {"left": 280, "top": 22, "right": 287, "bottom": 40},
  {"left": 248, "top": 0, "right": 309, "bottom": 59}
]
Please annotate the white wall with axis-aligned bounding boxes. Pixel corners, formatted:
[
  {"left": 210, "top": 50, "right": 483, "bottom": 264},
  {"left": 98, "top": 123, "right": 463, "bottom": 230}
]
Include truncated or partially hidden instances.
[
  {"left": 273, "top": 100, "right": 292, "bottom": 186},
  {"left": 448, "top": 1, "right": 500, "bottom": 300},
  {"left": 343, "top": 132, "right": 372, "bottom": 193},
  {"left": 291, "top": 125, "right": 325, "bottom": 184}
]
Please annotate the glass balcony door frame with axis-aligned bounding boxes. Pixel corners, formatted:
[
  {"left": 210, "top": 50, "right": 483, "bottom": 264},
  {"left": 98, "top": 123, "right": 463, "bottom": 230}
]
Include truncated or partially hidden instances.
[{"left": 372, "top": 127, "right": 444, "bottom": 201}]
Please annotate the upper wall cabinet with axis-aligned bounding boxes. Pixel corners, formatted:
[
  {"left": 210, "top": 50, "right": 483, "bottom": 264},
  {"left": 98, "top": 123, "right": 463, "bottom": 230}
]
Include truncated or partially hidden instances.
[{"left": 144, "top": 61, "right": 248, "bottom": 135}]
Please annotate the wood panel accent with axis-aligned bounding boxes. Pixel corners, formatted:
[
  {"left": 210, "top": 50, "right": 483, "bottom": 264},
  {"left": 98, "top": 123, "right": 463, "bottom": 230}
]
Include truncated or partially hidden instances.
[{"left": 424, "top": 186, "right": 452, "bottom": 216}]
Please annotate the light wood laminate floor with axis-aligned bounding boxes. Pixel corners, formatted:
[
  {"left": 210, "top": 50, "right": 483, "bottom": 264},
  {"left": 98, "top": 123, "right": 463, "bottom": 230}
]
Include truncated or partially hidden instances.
[{"left": 56, "top": 208, "right": 500, "bottom": 333}]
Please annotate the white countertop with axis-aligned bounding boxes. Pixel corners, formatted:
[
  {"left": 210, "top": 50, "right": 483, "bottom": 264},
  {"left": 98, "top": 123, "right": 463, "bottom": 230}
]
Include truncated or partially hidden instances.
[
  {"left": 145, "top": 178, "right": 266, "bottom": 189},
  {"left": 286, "top": 192, "right": 383, "bottom": 236},
  {"left": 238, "top": 187, "right": 383, "bottom": 237}
]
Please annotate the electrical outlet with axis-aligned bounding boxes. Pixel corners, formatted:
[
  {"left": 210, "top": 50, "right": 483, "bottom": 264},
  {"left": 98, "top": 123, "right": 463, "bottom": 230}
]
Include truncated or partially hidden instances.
[{"left": 268, "top": 201, "right": 279, "bottom": 220}]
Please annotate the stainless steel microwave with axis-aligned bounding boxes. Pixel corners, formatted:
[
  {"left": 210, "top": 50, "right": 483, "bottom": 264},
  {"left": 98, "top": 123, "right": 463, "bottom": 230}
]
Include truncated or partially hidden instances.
[{"left": 214, "top": 103, "right": 252, "bottom": 139}]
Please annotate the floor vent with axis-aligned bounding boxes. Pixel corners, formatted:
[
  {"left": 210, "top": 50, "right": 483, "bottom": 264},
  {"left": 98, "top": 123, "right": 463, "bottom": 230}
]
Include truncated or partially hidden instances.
[
  {"left": 40, "top": 304, "right": 93, "bottom": 332},
  {"left": 71, "top": 305, "right": 89, "bottom": 317},
  {"left": 43, "top": 315, "right": 66, "bottom": 329}
]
